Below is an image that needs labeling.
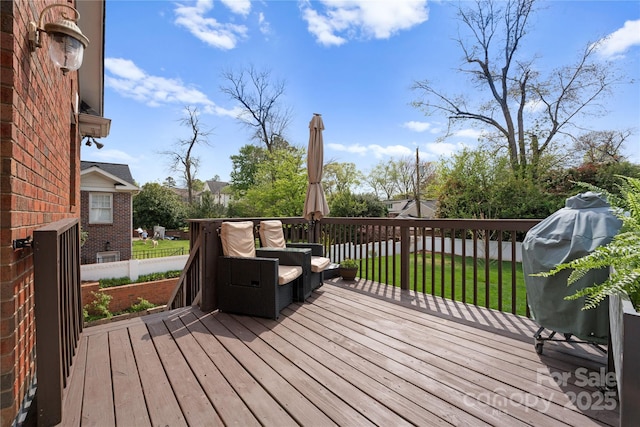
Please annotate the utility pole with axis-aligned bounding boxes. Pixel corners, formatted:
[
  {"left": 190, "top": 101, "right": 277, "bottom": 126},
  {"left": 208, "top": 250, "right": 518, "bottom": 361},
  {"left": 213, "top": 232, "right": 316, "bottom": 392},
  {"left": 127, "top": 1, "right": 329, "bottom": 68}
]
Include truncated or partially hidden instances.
[{"left": 415, "top": 147, "right": 421, "bottom": 218}]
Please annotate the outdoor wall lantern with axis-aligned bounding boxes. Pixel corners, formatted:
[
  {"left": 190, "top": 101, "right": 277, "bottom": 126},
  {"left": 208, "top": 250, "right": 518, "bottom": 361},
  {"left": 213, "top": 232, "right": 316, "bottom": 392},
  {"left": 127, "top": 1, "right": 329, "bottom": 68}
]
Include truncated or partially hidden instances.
[{"left": 28, "top": 3, "right": 89, "bottom": 74}]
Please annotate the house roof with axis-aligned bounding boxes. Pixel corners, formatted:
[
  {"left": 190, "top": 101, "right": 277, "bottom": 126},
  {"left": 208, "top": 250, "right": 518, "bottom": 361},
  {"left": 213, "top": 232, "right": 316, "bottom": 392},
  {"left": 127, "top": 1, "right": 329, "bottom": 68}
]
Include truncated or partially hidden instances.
[
  {"left": 396, "top": 199, "right": 438, "bottom": 219},
  {"left": 81, "top": 161, "right": 138, "bottom": 191},
  {"left": 205, "top": 180, "right": 229, "bottom": 193}
]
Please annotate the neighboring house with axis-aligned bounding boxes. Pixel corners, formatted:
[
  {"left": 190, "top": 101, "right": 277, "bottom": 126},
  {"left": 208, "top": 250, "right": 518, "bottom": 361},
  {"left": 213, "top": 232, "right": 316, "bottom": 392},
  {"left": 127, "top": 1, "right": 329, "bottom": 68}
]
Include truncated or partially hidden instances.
[
  {"left": 385, "top": 199, "right": 438, "bottom": 218},
  {"left": 204, "top": 180, "right": 231, "bottom": 207},
  {"left": 0, "top": 1, "right": 109, "bottom": 425},
  {"left": 168, "top": 186, "right": 199, "bottom": 204},
  {"left": 80, "top": 161, "right": 139, "bottom": 264},
  {"left": 168, "top": 181, "right": 230, "bottom": 206}
]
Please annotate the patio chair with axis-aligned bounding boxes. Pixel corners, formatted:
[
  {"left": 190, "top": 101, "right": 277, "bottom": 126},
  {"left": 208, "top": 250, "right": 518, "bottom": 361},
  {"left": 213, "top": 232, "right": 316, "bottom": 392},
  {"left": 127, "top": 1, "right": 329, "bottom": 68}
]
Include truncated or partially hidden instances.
[
  {"left": 259, "top": 220, "right": 331, "bottom": 301},
  {"left": 217, "top": 221, "right": 310, "bottom": 319}
]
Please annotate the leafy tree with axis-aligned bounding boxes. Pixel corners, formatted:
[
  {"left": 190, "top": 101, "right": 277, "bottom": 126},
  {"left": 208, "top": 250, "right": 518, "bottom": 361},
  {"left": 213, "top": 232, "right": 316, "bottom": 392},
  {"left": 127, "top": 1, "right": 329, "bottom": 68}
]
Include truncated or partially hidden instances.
[
  {"left": 220, "top": 65, "right": 292, "bottom": 152},
  {"left": 163, "top": 176, "right": 177, "bottom": 188},
  {"left": 571, "top": 130, "right": 633, "bottom": 165},
  {"left": 412, "top": 0, "right": 625, "bottom": 179},
  {"left": 323, "top": 162, "right": 363, "bottom": 199},
  {"left": 161, "top": 106, "right": 212, "bottom": 204},
  {"left": 229, "top": 146, "right": 307, "bottom": 217},
  {"left": 542, "top": 161, "right": 640, "bottom": 199},
  {"left": 330, "top": 192, "right": 387, "bottom": 218},
  {"left": 366, "top": 157, "right": 437, "bottom": 200},
  {"left": 189, "top": 191, "right": 227, "bottom": 219},
  {"left": 434, "top": 148, "right": 561, "bottom": 219},
  {"left": 366, "top": 161, "right": 399, "bottom": 200},
  {"left": 229, "top": 144, "right": 268, "bottom": 196},
  {"left": 133, "top": 183, "right": 187, "bottom": 229},
  {"left": 191, "top": 178, "right": 205, "bottom": 192}
]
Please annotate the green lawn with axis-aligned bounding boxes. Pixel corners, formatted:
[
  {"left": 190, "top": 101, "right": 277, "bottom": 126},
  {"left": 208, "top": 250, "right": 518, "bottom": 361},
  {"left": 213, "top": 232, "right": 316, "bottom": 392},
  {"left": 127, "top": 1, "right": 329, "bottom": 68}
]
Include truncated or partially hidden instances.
[
  {"left": 361, "top": 253, "right": 528, "bottom": 316},
  {"left": 132, "top": 239, "right": 190, "bottom": 259}
]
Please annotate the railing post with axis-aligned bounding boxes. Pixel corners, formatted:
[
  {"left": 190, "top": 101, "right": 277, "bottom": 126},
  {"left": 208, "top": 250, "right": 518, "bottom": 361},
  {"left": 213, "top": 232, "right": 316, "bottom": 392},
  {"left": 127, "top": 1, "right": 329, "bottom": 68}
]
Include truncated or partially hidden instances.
[
  {"left": 201, "top": 221, "right": 219, "bottom": 312},
  {"left": 400, "top": 224, "right": 410, "bottom": 290}
]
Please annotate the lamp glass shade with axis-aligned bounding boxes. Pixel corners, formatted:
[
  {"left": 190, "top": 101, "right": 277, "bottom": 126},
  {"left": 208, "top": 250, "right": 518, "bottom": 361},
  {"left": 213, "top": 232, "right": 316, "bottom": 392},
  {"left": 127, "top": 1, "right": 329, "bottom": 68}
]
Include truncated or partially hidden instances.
[{"left": 48, "top": 33, "right": 85, "bottom": 72}]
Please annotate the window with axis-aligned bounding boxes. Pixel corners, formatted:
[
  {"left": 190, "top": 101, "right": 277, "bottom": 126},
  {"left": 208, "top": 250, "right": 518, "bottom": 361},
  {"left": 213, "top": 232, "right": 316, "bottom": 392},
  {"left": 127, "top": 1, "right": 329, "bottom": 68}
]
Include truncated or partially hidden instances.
[
  {"left": 89, "top": 193, "right": 113, "bottom": 224},
  {"left": 96, "top": 251, "right": 120, "bottom": 263}
]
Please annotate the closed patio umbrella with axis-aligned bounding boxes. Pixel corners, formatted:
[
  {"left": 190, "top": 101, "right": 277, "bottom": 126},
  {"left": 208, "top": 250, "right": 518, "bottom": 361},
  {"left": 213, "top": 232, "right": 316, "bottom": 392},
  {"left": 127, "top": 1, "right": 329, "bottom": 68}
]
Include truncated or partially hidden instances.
[{"left": 303, "top": 113, "right": 330, "bottom": 221}]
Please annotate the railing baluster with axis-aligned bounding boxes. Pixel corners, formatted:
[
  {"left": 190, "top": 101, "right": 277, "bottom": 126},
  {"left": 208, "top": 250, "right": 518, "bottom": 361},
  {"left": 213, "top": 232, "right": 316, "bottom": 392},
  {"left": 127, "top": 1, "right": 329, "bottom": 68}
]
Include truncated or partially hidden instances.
[
  {"left": 485, "top": 229, "right": 491, "bottom": 309},
  {"left": 498, "top": 231, "right": 503, "bottom": 312},
  {"left": 450, "top": 227, "right": 456, "bottom": 300}
]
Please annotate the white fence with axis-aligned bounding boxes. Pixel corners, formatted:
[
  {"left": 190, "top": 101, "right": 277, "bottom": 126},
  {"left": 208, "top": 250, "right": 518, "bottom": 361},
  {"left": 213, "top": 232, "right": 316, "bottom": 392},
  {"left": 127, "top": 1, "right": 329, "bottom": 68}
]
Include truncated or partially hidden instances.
[
  {"left": 81, "top": 255, "right": 188, "bottom": 282},
  {"left": 328, "top": 237, "right": 524, "bottom": 263}
]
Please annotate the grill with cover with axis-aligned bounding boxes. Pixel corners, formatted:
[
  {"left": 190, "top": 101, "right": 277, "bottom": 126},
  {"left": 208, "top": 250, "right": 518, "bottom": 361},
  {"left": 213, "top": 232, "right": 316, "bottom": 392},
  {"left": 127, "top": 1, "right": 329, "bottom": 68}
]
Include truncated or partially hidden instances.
[{"left": 522, "top": 192, "right": 622, "bottom": 354}]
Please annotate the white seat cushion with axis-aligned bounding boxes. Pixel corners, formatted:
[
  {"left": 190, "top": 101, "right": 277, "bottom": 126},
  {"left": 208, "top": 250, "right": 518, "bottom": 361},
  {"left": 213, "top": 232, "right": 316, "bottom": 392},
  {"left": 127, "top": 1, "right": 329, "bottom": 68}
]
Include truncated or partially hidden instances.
[
  {"left": 221, "top": 221, "right": 256, "bottom": 258},
  {"left": 278, "top": 265, "right": 302, "bottom": 285},
  {"left": 311, "top": 256, "right": 331, "bottom": 273},
  {"left": 259, "top": 220, "right": 287, "bottom": 248}
]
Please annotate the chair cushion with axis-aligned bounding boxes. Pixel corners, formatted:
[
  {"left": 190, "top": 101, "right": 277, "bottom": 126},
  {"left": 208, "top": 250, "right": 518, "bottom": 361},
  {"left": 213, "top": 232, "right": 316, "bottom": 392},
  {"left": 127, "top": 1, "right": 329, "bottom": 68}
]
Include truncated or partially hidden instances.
[
  {"left": 311, "top": 256, "right": 331, "bottom": 273},
  {"left": 221, "top": 221, "right": 256, "bottom": 258},
  {"left": 278, "top": 265, "right": 302, "bottom": 285},
  {"left": 259, "top": 220, "right": 287, "bottom": 249}
]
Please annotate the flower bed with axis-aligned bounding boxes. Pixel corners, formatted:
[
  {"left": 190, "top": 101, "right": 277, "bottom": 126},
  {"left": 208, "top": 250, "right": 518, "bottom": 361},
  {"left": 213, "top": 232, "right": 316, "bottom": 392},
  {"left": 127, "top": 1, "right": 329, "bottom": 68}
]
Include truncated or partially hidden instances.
[{"left": 81, "top": 277, "right": 178, "bottom": 314}]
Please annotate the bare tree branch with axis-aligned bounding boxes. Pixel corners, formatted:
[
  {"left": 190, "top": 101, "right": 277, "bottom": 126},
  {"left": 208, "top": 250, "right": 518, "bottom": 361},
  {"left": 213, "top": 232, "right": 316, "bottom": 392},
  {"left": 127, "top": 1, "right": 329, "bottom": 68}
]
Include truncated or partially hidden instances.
[
  {"left": 220, "top": 65, "right": 292, "bottom": 151},
  {"left": 160, "top": 106, "right": 212, "bottom": 204}
]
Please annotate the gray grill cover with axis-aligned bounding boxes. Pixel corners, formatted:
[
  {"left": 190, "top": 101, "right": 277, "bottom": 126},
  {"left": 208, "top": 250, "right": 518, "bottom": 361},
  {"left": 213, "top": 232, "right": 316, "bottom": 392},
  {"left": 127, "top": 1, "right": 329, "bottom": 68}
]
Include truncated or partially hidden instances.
[{"left": 522, "top": 192, "right": 622, "bottom": 344}]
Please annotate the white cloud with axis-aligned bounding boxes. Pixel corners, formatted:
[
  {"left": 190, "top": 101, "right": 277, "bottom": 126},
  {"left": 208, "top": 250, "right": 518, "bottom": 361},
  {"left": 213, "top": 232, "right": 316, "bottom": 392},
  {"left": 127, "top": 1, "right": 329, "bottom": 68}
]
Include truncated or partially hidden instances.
[
  {"left": 220, "top": 0, "right": 251, "bottom": 16},
  {"left": 403, "top": 121, "right": 431, "bottom": 132},
  {"left": 258, "top": 12, "right": 271, "bottom": 35},
  {"left": 422, "top": 141, "right": 467, "bottom": 159},
  {"left": 452, "top": 128, "right": 484, "bottom": 139},
  {"left": 328, "top": 142, "right": 412, "bottom": 158},
  {"left": 105, "top": 57, "right": 237, "bottom": 116},
  {"left": 593, "top": 19, "right": 640, "bottom": 59},
  {"left": 523, "top": 98, "right": 545, "bottom": 114},
  {"left": 301, "top": 0, "right": 429, "bottom": 47},
  {"left": 174, "top": 0, "right": 248, "bottom": 50}
]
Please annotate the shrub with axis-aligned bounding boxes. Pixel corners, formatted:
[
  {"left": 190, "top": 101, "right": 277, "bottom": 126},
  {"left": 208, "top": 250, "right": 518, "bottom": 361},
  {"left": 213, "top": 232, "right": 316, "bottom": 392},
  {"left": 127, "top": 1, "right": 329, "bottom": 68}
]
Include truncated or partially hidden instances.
[
  {"left": 99, "top": 276, "right": 131, "bottom": 288},
  {"left": 130, "top": 298, "right": 156, "bottom": 312},
  {"left": 84, "top": 291, "right": 112, "bottom": 322},
  {"left": 136, "top": 270, "right": 181, "bottom": 283},
  {"left": 98, "top": 270, "right": 182, "bottom": 288}
]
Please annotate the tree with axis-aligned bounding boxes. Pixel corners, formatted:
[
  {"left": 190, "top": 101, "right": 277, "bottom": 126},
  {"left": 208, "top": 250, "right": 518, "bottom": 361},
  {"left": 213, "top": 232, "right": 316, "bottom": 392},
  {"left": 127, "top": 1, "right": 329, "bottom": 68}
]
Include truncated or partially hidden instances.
[
  {"left": 329, "top": 192, "right": 388, "bottom": 218},
  {"left": 228, "top": 146, "right": 307, "bottom": 217},
  {"left": 220, "top": 65, "right": 292, "bottom": 152},
  {"left": 229, "top": 144, "right": 268, "bottom": 196},
  {"left": 189, "top": 191, "right": 227, "bottom": 219},
  {"left": 571, "top": 130, "right": 632, "bottom": 165},
  {"left": 133, "top": 183, "right": 187, "bottom": 229},
  {"left": 161, "top": 106, "right": 212, "bottom": 204},
  {"left": 366, "top": 161, "right": 399, "bottom": 200},
  {"left": 365, "top": 157, "right": 437, "bottom": 200},
  {"left": 163, "top": 176, "right": 177, "bottom": 188},
  {"left": 434, "top": 148, "right": 561, "bottom": 219},
  {"left": 412, "top": 0, "right": 623, "bottom": 179},
  {"left": 323, "top": 162, "right": 363, "bottom": 199}
]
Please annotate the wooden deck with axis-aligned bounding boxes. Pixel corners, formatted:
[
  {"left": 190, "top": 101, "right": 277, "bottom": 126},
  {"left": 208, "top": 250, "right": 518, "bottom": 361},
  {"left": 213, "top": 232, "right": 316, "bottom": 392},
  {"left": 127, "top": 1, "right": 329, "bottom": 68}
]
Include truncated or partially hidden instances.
[{"left": 60, "top": 279, "right": 619, "bottom": 426}]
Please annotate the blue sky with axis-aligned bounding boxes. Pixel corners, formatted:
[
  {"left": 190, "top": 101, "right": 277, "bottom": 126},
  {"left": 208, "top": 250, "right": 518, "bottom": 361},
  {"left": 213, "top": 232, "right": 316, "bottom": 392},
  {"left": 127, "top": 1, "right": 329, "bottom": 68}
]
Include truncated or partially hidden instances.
[{"left": 82, "top": 0, "right": 640, "bottom": 187}]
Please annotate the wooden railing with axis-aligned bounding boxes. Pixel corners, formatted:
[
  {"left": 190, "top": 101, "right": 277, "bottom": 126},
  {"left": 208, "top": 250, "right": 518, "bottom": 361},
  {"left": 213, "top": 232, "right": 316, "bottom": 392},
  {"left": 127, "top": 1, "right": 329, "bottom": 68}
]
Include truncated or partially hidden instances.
[
  {"left": 33, "top": 218, "right": 83, "bottom": 426},
  {"left": 169, "top": 217, "right": 540, "bottom": 316}
]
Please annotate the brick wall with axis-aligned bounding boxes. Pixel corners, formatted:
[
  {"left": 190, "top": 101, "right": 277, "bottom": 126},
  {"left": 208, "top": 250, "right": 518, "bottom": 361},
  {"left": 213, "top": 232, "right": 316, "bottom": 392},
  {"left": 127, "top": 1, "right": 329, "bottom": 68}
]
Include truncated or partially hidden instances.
[
  {"left": 0, "top": 1, "right": 82, "bottom": 425},
  {"left": 81, "top": 278, "right": 178, "bottom": 313},
  {"left": 80, "top": 191, "right": 133, "bottom": 263}
]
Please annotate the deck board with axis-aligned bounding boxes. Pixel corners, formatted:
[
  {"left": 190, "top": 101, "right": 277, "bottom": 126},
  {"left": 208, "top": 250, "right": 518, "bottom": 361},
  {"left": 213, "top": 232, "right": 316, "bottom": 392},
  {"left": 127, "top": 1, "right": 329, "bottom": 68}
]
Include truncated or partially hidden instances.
[
  {"left": 59, "top": 280, "right": 619, "bottom": 426},
  {"left": 109, "top": 327, "right": 151, "bottom": 427}
]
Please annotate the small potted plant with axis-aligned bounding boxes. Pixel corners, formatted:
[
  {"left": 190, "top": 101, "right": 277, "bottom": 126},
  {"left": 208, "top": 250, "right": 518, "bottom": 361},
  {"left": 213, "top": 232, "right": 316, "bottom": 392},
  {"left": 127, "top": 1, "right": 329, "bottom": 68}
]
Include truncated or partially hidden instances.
[{"left": 339, "top": 258, "right": 359, "bottom": 281}]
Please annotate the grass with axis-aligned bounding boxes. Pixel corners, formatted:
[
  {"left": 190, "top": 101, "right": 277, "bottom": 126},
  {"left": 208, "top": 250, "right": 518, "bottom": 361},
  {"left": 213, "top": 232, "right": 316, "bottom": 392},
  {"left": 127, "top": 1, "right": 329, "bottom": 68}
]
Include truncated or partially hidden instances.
[
  {"left": 132, "top": 239, "right": 190, "bottom": 258},
  {"left": 360, "top": 253, "right": 528, "bottom": 316}
]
